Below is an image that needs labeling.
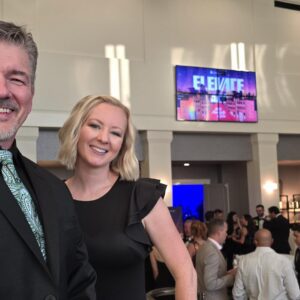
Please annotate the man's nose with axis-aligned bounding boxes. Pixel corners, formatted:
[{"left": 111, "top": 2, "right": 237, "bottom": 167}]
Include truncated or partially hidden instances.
[{"left": 0, "top": 77, "right": 10, "bottom": 99}]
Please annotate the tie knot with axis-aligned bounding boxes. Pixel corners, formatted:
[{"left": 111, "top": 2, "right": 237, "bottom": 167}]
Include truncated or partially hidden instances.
[{"left": 0, "top": 150, "right": 13, "bottom": 164}]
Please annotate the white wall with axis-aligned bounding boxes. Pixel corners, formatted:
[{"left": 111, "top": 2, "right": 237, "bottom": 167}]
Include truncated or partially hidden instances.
[{"left": 1, "top": 0, "right": 300, "bottom": 135}]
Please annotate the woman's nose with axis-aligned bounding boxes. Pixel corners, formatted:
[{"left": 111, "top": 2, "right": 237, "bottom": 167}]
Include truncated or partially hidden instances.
[{"left": 97, "top": 128, "right": 109, "bottom": 143}]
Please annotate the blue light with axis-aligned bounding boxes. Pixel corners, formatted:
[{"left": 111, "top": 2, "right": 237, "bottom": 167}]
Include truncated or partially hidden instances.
[{"left": 172, "top": 184, "right": 204, "bottom": 221}]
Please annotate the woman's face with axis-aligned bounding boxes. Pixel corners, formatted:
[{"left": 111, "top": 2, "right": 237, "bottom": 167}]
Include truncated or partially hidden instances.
[
  {"left": 77, "top": 103, "right": 127, "bottom": 169},
  {"left": 240, "top": 216, "right": 247, "bottom": 226},
  {"left": 232, "top": 214, "right": 238, "bottom": 222}
]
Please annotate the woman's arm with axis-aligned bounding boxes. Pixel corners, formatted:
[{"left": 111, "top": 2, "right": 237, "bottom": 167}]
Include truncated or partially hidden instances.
[
  {"left": 144, "top": 198, "right": 197, "bottom": 300},
  {"left": 149, "top": 249, "right": 159, "bottom": 279},
  {"left": 232, "top": 227, "right": 247, "bottom": 244}
]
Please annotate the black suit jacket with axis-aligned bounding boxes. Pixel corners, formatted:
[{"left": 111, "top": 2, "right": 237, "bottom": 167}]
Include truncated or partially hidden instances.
[
  {"left": 263, "top": 214, "right": 291, "bottom": 254},
  {"left": 0, "top": 150, "right": 96, "bottom": 299}
]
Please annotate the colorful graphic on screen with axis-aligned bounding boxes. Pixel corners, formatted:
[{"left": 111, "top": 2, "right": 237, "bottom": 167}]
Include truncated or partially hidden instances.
[{"left": 176, "top": 65, "right": 258, "bottom": 122}]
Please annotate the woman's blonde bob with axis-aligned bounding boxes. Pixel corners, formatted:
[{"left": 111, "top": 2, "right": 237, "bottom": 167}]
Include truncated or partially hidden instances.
[{"left": 58, "top": 95, "right": 139, "bottom": 181}]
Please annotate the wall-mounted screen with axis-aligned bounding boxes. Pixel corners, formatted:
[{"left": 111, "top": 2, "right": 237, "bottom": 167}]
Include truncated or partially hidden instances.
[{"left": 176, "top": 65, "right": 258, "bottom": 123}]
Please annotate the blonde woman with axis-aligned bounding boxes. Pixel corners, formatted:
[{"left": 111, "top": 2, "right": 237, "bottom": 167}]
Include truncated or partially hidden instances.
[
  {"left": 58, "top": 95, "right": 197, "bottom": 300},
  {"left": 187, "top": 220, "right": 207, "bottom": 265}
]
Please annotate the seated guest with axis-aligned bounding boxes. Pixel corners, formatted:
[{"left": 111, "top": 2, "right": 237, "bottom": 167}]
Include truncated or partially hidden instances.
[
  {"left": 196, "top": 219, "right": 236, "bottom": 300},
  {"left": 232, "top": 229, "right": 300, "bottom": 300},
  {"left": 293, "top": 224, "right": 300, "bottom": 286},
  {"left": 264, "top": 206, "right": 291, "bottom": 254},
  {"left": 187, "top": 220, "right": 207, "bottom": 265},
  {"left": 253, "top": 204, "right": 266, "bottom": 230}
]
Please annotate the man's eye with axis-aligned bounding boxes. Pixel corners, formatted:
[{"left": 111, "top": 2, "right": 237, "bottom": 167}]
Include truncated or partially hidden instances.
[{"left": 10, "top": 78, "right": 25, "bottom": 85}]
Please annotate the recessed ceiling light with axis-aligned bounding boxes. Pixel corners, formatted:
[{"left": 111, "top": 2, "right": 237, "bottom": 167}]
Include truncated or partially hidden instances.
[{"left": 183, "top": 163, "right": 190, "bottom": 167}]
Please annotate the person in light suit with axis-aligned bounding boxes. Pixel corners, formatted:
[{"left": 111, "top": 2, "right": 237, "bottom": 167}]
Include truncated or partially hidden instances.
[
  {"left": 196, "top": 218, "right": 236, "bottom": 300},
  {"left": 0, "top": 20, "right": 96, "bottom": 299},
  {"left": 232, "top": 229, "right": 300, "bottom": 300}
]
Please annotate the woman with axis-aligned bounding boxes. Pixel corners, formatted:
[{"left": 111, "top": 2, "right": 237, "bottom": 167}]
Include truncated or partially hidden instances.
[
  {"left": 58, "top": 95, "right": 197, "bottom": 300},
  {"left": 187, "top": 220, "right": 207, "bottom": 266},
  {"left": 223, "top": 211, "right": 241, "bottom": 269},
  {"left": 232, "top": 214, "right": 256, "bottom": 255},
  {"left": 150, "top": 246, "right": 175, "bottom": 289}
]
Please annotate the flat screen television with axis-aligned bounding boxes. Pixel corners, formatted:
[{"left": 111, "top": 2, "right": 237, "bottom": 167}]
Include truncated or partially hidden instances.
[{"left": 175, "top": 65, "right": 258, "bottom": 122}]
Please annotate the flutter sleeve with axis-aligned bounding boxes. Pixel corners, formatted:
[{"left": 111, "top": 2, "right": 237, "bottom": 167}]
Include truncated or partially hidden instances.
[{"left": 125, "top": 178, "right": 166, "bottom": 250}]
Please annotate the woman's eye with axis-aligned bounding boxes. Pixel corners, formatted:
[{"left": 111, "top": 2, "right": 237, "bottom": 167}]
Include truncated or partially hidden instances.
[
  {"left": 112, "top": 131, "right": 122, "bottom": 137},
  {"left": 89, "top": 123, "right": 100, "bottom": 129}
]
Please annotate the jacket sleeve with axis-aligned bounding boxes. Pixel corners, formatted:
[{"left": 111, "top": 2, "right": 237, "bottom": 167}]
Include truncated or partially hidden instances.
[
  {"left": 203, "top": 250, "right": 234, "bottom": 291},
  {"left": 232, "top": 267, "right": 247, "bottom": 300}
]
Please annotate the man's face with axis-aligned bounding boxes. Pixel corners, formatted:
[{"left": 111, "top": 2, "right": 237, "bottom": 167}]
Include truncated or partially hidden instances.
[
  {"left": 256, "top": 207, "right": 264, "bottom": 218},
  {"left": 294, "top": 231, "right": 300, "bottom": 247},
  {"left": 269, "top": 212, "right": 276, "bottom": 220},
  {"left": 183, "top": 220, "right": 192, "bottom": 237},
  {"left": 0, "top": 42, "right": 33, "bottom": 149}
]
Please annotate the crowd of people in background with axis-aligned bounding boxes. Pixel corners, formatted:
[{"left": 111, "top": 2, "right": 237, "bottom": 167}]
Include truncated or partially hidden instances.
[{"left": 146, "top": 205, "right": 300, "bottom": 300}]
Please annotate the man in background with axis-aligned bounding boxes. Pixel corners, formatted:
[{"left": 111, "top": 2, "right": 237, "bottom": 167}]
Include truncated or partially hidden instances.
[
  {"left": 196, "top": 219, "right": 236, "bottom": 300},
  {"left": 253, "top": 204, "right": 266, "bottom": 230},
  {"left": 263, "top": 206, "right": 291, "bottom": 254},
  {"left": 0, "top": 20, "right": 96, "bottom": 299},
  {"left": 214, "top": 209, "right": 224, "bottom": 220},
  {"left": 232, "top": 229, "right": 300, "bottom": 300}
]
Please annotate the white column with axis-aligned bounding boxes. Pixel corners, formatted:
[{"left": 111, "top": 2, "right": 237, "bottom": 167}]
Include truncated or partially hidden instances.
[
  {"left": 140, "top": 131, "right": 173, "bottom": 206},
  {"left": 247, "top": 133, "right": 279, "bottom": 215},
  {"left": 16, "top": 126, "right": 39, "bottom": 162}
]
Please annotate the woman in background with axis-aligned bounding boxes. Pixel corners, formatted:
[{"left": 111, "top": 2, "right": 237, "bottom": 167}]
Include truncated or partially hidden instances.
[
  {"left": 187, "top": 220, "right": 207, "bottom": 266},
  {"left": 232, "top": 214, "right": 256, "bottom": 255},
  {"left": 58, "top": 95, "right": 196, "bottom": 300},
  {"left": 223, "top": 211, "right": 241, "bottom": 269}
]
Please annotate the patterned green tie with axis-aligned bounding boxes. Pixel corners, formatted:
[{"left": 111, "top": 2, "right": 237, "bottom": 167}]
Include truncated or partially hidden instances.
[{"left": 0, "top": 150, "right": 47, "bottom": 261}]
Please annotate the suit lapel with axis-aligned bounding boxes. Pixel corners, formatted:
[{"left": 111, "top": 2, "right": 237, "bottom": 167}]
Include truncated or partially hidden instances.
[
  {"left": 208, "top": 239, "right": 226, "bottom": 266},
  {"left": 22, "top": 157, "right": 60, "bottom": 285},
  {"left": 0, "top": 174, "right": 49, "bottom": 271}
]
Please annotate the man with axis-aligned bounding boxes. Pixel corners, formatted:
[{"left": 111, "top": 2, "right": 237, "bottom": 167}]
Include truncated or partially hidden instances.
[
  {"left": 214, "top": 209, "right": 224, "bottom": 220},
  {"left": 196, "top": 218, "right": 236, "bottom": 300},
  {"left": 204, "top": 210, "right": 214, "bottom": 225},
  {"left": 293, "top": 224, "right": 300, "bottom": 286},
  {"left": 263, "top": 206, "right": 291, "bottom": 254},
  {"left": 183, "top": 218, "right": 193, "bottom": 244},
  {"left": 252, "top": 204, "right": 266, "bottom": 230},
  {"left": 0, "top": 20, "right": 96, "bottom": 299},
  {"left": 232, "top": 229, "right": 300, "bottom": 300}
]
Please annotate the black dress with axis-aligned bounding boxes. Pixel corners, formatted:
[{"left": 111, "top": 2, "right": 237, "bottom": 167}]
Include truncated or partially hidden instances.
[{"left": 73, "top": 177, "right": 166, "bottom": 300}]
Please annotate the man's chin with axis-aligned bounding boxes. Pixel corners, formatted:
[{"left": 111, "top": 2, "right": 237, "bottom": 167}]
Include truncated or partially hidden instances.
[{"left": 0, "top": 128, "right": 17, "bottom": 146}]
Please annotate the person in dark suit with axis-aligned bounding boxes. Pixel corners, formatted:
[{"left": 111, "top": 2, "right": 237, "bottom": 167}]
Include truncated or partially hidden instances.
[
  {"left": 263, "top": 206, "right": 291, "bottom": 254},
  {"left": 252, "top": 204, "right": 266, "bottom": 230},
  {"left": 0, "top": 20, "right": 96, "bottom": 299},
  {"left": 293, "top": 224, "right": 300, "bottom": 286}
]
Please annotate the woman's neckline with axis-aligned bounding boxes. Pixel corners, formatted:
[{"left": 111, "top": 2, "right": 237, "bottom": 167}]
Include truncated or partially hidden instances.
[{"left": 72, "top": 175, "right": 120, "bottom": 203}]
